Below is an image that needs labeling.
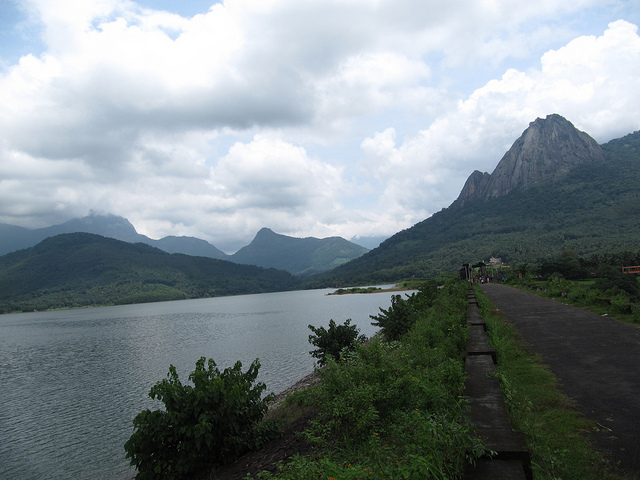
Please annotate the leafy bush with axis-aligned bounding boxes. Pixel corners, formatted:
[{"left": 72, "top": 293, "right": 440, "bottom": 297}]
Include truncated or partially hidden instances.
[
  {"left": 310, "top": 281, "right": 468, "bottom": 445},
  {"left": 308, "top": 318, "right": 366, "bottom": 366},
  {"left": 124, "top": 357, "right": 277, "bottom": 479},
  {"left": 370, "top": 294, "right": 419, "bottom": 341},
  {"left": 257, "top": 409, "right": 482, "bottom": 480},
  {"left": 609, "top": 291, "right": 633, "bottom": 314},
  {"left": 307, "top": 337, "right": 465, "bottom": 446},
  {"left": 592, "top": 265, "right": 640, "bottom": 301}
]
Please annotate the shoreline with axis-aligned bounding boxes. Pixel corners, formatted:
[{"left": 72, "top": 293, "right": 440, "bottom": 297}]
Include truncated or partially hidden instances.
[
  {"left": 326, "top": 286, "right": 417, "bottom": 295},
  {"left": 268, "top": 370, "right": 321, "bottom": 412}
]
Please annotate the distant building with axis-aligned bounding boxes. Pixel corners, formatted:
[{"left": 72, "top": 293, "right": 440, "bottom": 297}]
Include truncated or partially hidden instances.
[{"left": 488, "top": 257, "right": 502, "bottom": 266}]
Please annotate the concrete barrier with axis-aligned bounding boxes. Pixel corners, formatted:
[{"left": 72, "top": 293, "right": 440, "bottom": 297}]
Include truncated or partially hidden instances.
[
  {"left": 466, "top": 325, "right": 496, "bottom": 363},
  {"left": 464, "top": 296, "right": 532, "bottom": 480},
  {"left": 467, "top": 305, "right": 487, "bottom": 330}
]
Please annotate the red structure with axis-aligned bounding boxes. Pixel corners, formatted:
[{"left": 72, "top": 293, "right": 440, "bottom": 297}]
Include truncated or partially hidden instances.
[{"left": 622, "top": 266, "right": 640, "bottom": 274}]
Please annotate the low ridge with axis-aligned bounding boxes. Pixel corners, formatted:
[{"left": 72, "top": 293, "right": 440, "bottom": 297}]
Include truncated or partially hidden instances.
[{"left": 0, "top": 217, "right": 367, "bottom": 275}]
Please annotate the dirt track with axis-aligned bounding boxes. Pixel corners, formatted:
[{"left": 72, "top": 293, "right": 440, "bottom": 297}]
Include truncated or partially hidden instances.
[{"left": 481, "top": 283, "right": 640, "bottom": 478}]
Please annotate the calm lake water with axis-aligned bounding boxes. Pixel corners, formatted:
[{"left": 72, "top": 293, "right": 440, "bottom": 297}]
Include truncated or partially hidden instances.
[{"left": 0, "top": 287, "right": 404, "bottom": 480}]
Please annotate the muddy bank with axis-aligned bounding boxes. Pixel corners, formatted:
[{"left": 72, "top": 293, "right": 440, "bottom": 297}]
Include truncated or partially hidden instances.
[{"left": 209, "top": 371, "right": 322, "bottom": 480}]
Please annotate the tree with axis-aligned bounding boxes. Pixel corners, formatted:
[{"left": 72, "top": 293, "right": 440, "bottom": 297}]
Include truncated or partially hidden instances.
[
  {"left": 124, "top": 357, "right": 277, "bottom": 479},
  {"left": 370, "top": 294, "right": 419, "bottom": 341},
  {"left": 540, "top": 251, "right": 589, "bottom": 280},
  {"left": 308, "top": 319, "right": 366, "bottom": 366}
]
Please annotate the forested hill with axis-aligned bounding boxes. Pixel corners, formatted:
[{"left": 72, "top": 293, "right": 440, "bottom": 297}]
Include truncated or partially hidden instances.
[
  {"left": 0, "top": 214, "right": 368, "bottom": 275},
  {"left": 231, "top": 227, "right": 369, "bottom": 275},
  {"left": 307, "top": 123, "right": 640, "bottom": 286},
  {"left": 0, "top": 233, "right": 299, "bottom": 313}
]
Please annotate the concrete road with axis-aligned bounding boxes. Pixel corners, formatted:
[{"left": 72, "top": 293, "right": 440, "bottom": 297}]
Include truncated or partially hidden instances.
[{"left": 481, "top": 283, "right": 640, "bottom": 477}]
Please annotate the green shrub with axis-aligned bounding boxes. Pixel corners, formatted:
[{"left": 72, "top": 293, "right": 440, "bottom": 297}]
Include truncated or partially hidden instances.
[
  {"left": 307, "top": 340, "right": 424, "bottom": 444},
  {"left": 370, "top": 294, "right": 420, "bottom": 341},
  {"left": 258, "top": 409, "right": 482, "bottom": 480},
  {"left": 592, "top": 267, "right": 640, "bottom": 301},
  {"left": 308, "top": 318, "right": 366, "bottom": 366},
  {"left": 566, "top": 285, "right": 590, "bottom": 303},
  {"left": 610, "top": 291, "right": 633, "bottom": 314},
  {"left": 307, "top": 285, "right": 468, "bottom": 446},
  {"left": 256, "top": 281, "right": 482, "bottom": 479},
  {"left": 124, "top": 357, "right": 277, "bottom": 479}
]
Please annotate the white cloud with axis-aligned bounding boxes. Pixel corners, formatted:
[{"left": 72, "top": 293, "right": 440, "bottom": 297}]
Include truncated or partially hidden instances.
[
  {"left": 0, "top": 1, "right": 639, "bottom": 251},
  {"left": 360, "top": 19, "right": 640, "bottom": 221},
  {"left": 214, "top": 137, "right": 340, "bottom": 209},
  {"left": 314, "top": 53, "right": 435, "bottom": 126}
]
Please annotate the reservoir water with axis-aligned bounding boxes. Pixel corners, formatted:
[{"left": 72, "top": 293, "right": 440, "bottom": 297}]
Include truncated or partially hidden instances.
[{"left": 0, "top": 287, "right": 402, "bottom": 480}]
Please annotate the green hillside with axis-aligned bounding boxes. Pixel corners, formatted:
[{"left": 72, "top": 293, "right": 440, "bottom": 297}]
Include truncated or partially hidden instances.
[
  {"left": 0, "top": 233, "right": 298, "bottom": 313},
  {"left": 309, "top": 130, "right": 640, "bottom": 286}
]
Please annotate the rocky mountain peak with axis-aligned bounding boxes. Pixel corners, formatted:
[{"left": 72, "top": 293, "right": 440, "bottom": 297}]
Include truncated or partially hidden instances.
[
  {"left": 62, "top": 213, "right": 140, "bottom": 241},
  {"left": 454, "top": 114, "right": 605, "bottom": 206}
]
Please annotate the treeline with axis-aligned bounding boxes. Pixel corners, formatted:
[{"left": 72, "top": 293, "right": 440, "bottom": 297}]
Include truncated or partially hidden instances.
[{"left": 0, "top": 233, "right": 299, "bottom": 313}]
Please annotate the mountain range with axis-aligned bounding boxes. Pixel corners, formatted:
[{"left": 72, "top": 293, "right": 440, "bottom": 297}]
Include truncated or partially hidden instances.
[
  {"left": 0, "top": 215, "right": 368, "bottom": 276},
  {"left": 2, "top": 113, "right": 639, "bottom": 310}
]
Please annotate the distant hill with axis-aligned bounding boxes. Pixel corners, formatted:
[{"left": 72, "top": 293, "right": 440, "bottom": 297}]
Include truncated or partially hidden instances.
[
  {"left": 308, "top": 114, "right": 640, "bottom": 286},
  {"left": 153, "top": 235, "right": 229, "bottom": 258},
  {"left": 231, "top": 227, "right": 369, "bottom": 275},
  {"left": 0, "top": 215, "right": 368, "bottom": 275},
  {"left": 349, "top": 235, "right": 389, "bottom": 250},
  {"left": 0, "top": 233, "right": 298, "bottom": 313},
  {"left": 0, "top": 214, "right": 229, "bottom": 260}
]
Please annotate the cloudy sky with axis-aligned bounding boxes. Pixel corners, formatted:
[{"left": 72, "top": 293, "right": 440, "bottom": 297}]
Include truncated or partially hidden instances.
[{"left": 0, "top": 0, "right": 639, "bottom": 252}]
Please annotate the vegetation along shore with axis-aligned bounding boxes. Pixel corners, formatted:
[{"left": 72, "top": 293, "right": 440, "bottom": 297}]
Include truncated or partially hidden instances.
[{"left": 123, "top": 274, "right": 632, "bottom": 479}]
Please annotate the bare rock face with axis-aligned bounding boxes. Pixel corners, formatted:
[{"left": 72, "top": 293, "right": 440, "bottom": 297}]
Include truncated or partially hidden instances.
[
  {"left": 455, "top": 114, "right": 604, "bottom": 206},
  {"left": 456, "top": 170, "right": 491, "bottom": 206}
]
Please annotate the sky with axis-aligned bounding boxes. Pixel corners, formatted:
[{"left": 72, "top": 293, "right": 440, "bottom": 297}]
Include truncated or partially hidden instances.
[{"left": 0, "top": 0, "right": 639, "bottom": 252}]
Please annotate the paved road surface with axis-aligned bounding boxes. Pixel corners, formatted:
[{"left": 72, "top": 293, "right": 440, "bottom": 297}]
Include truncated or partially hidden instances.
[{"left": 481, "top": 283, "right": 640, "bottom": 478}]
